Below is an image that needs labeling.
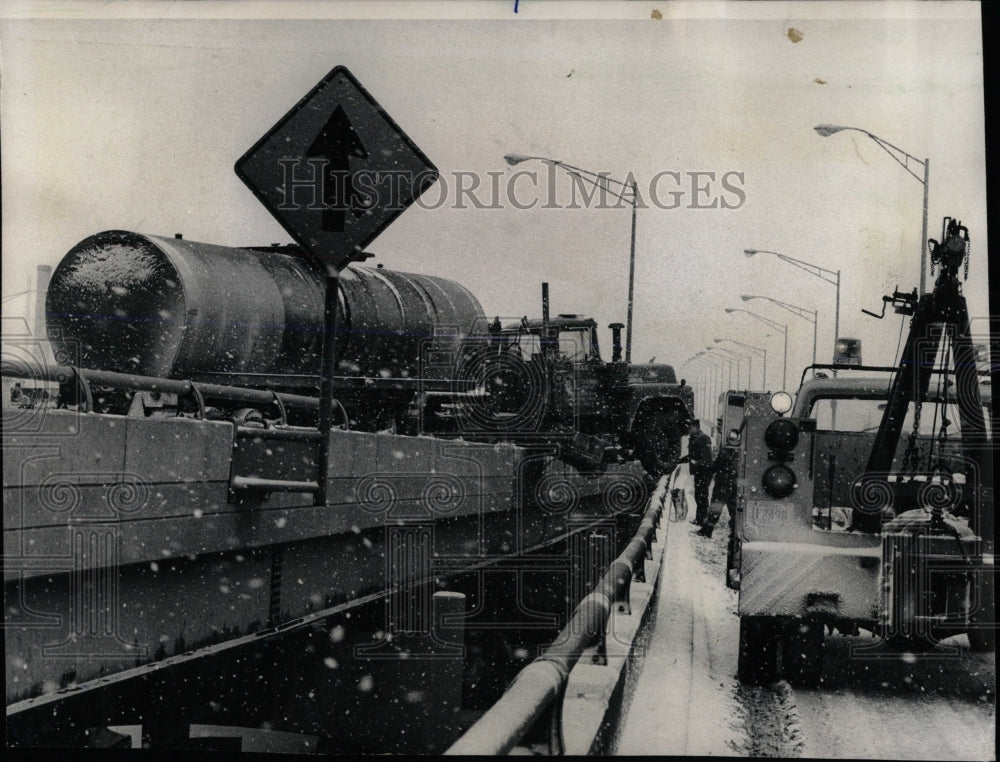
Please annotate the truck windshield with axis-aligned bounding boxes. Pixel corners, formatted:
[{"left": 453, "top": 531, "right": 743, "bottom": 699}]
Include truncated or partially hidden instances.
[
  {"left": 557, "top": 328, "right": 594, "bottom": 362},
  {"left": 809, "top": 395, "right": 991, "bottom": 440},
  {"left": 511, "top": 333, "right": 542, "bottom": 360}
]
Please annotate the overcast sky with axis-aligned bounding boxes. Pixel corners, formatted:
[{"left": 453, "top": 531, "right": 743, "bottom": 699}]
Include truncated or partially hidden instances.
[{"left": 0, "top": 1, "right": 988, "bottom": 393}]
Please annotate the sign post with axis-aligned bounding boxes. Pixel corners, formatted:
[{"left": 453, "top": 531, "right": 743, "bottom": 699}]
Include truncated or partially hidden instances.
[{"left": 236, "top": 65, "right": 439, "bottom": 504}]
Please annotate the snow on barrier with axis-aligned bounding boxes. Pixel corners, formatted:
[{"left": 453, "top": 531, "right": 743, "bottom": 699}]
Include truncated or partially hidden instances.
[{"left": 444, "top": 475, "right": 670, "bottom": 755}]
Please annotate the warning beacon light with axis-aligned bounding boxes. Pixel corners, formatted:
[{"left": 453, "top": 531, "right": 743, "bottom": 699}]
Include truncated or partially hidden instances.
[{"left": 833, "top": 337, "right": 862, "bottom": 366}]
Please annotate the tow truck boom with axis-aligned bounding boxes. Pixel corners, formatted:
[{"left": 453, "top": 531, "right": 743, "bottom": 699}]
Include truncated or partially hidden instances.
[{"left": 858, "top": 217, "right": 993, "bottom": 539}]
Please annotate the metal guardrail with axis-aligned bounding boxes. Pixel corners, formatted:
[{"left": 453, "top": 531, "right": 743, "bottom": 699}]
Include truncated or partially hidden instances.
[
  {"left": 0, "top": 357, "right": 323, "bottom": 416},
  {"left": 444, "top": 476, "right": 669, "bottom": 756}
]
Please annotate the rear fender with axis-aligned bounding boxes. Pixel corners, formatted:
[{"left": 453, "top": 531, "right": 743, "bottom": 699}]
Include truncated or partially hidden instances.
[{"left": 628, "top": 392, "right": 690, "bottom": 434}]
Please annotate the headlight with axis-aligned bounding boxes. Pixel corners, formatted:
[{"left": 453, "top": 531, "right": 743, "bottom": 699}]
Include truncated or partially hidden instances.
[
  {"left": 762, "top": 464, "right": 797, "bottom": 498},
  {"left": 770, "top": 391, "right": 793, "bottom": 415},
  {"left": 764, "top": 418, "right": 799, "bottom": 451},
  {"left": 727, "top": 428, "right": 741, "bottom": 446}
]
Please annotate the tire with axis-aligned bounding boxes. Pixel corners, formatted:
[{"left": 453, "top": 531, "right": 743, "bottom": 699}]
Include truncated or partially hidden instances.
[
  {"left": 967, "top": 627, "right": 995, "bottom": 652},
  {"left": 885, "top": 634, "right": 939, "bottom": 653},
  {"left": 634, "top": 409, "right": 682, "bottom": 477},
  {"left": 781, "top": 617, "right": 824, "bottom": 686},
  {"left": 968, "top": 575, "right": 995, "bottom": 652},
  {"left": 454, "top": 348, "right": 548, "bottom": 434},
  {"left": 737, "top": 616, "right": 783, "bottom": 684}
]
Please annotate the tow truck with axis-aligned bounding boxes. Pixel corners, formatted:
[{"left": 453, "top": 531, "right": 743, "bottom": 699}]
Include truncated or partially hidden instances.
[{"left": 729, "top": 217, "right": 995, "bottom": 684}]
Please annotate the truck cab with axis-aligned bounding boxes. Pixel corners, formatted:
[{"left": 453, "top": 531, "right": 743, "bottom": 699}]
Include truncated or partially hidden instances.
[
  {"left": 729, "top": 366, "right": 993, "bottom": 684},
  {"left": 491, "top": 314, "right": 693, "bottom": 475},
  {"left": 790, "top": 370, "right": 992, "bottom": 531}
]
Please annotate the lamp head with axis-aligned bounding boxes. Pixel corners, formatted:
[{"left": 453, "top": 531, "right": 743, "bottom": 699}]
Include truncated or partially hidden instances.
[
  {"left": 724, "top": 308, "right": 738, "bottom": 314},
  {"left": 741, "top": 295, "right": 754, "bottom": 302},
  {"left": 713, "top": 339, "right": 723, "bottom": 344},
  {"left": 743, "top": 248, "right": 758, "bottom": 257},
  {"left": 814, "top": 124, "right": 847, "bottom": 138},
  {"left": 503, "top": 153, "right": 533, "bottom": 166}
]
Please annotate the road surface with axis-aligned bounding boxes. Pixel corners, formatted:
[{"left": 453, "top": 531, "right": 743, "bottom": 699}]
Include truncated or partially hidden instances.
[{"left": 612, "top": 494, "right": 995, "bottom": 758}]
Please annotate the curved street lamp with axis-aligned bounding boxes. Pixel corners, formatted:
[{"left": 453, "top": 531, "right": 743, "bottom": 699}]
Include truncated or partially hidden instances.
[
  {"left": 709, "top": 345, "right": 744, "bottom": 390},
  {"left": 814, "top": 124, "right": 929, "bottom": 296},
  {"left": 682, "top": 349, "right": 707, "bottom": 367},
  {"left": 504, "top": 153, "right": 640, "bottom": 362},
  {"left": 744, "top": 248, "right": 840, "bottom": 362},
  {"left": 688, "top": 353, "right": 714, "bottom": 421},
  {"left": 716, "top": 338, "right": 766, "bottom": 390},
  {"left": 687, "top": 353, "right": 713, "bottom": 420},
  {"left": 702, "top": 350, "right": 733, "bottom": 423},
  {"left": 725, "top": 307, "right": 787, "bottom": 390},
  {"left": 742, "top": 294, "right": 818, "bottom": 367}
]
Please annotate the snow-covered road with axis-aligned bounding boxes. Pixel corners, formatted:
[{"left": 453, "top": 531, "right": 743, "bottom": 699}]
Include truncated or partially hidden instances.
[
  {"left": 794, "top": 635, "right": 995, "bottom": 760},
  {"left": 612, "top": 505, "right": 747, "bottom": 756},
  {"left": 611, "top": 502, "right": 996, "bottom": 758}
]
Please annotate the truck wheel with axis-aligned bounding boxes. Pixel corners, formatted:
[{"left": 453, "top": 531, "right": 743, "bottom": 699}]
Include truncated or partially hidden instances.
[
  {"left": 781, "top": 617, "right": 824, "bottom": 686},
  {"left": 968, "top": 628, "right": 995, "bottom": 652},
  {"left": 968, "top": 576, "right": 995, "bottom": 652},
  {"left": 455, "top": 349, "right": 547, "bottom": 433},
  {"left": 634, "top": 409, "right": 681, "bottom": 476},
  {"left": 737, "top": 616, "right": 782, "bottom": 684}
]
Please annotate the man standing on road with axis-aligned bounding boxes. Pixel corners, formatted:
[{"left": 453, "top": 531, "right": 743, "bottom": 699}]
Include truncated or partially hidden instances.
[
  {"left": 698, "top": 428, "right": 740, "bottom": 538},
  {"left": 687, "top": 419, "right": 713, "bottom": 526}
]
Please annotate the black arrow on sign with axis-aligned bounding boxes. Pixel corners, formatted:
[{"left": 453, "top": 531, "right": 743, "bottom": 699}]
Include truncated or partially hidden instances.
[{"left": 305, "top": 105, "right": 370, "bottom": 233}]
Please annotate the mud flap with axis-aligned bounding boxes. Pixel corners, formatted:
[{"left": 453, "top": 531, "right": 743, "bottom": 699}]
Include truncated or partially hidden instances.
[
  {"left": 737, "top": 616, "right": 783, "bottom": 685},
  {"left": 781, "top": 617, "right": 824, "bottom": 686}
]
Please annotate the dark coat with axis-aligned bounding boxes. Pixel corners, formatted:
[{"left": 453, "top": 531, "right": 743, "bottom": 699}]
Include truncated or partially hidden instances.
[
  {"left": 688, "top": 430, "right": 713, "bottom": 473},
  {"left": 711, "top": 447, "right": 739, "bottom": 501}
]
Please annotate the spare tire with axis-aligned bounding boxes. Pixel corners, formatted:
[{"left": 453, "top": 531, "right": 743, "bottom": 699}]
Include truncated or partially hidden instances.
[
  {"left": 634, "top": 408, "right": 682, "bottom": 476},
  {"left": 453, "top": 346, "right": 548, "bottom": 433}
]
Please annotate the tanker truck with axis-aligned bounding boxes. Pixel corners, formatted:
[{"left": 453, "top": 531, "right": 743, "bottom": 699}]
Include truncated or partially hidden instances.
[{"left": 43, "top": 230, "right": 691, "bottom": 474}]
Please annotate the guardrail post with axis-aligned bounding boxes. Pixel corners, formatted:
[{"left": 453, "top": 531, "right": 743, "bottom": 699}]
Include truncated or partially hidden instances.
[
  {"left": 591, "top": 626, "right": 608, "bottom": 667},
  {"left": 424, "top": 591, "right": 466, "bottom": 753},
  {"left": 446, "top": 477, "right": 668, "bottom": 756},
  {"left": 547, "top": 689, "right": 566, "bottom": 755},
  {"left": 634, "top": 543, "right": 647, "bottom": 584},
  {"left": 570, "top": 525, "right": 615, "bottom": 612}
]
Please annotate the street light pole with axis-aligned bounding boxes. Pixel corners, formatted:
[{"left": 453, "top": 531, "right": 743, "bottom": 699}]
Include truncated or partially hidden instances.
[
  {"left": 717, "top": 338, "right": 766, "bottom": 390},
  {"left": 505, "top": 153, "right": 639, "bottom": 362},
  {"left": 812, "top": 314, "right": 817, "bottom": 366},
  {"left": 711, "top": 355, "right": 732, "bottom": 420},
  {"left": 714, "top": 344, "right": 743, "bottom": 388},
  {"left": 708, "top": 349, "right": 731, "bottom": 389},
  {"left": 691, "top": 355, "right": 711, "bottom": 419},
  {"left": 683, "top": 350, "right": 708, "bottom": 418},
  {"left": 834, "top": 268, "right": 840, "bottom": 352},
  {"left": 626, "top": 179, "right": 638, "bottom": 364},
  {"left": 713, "top": 346, "right": 749, "bottom": 391},
  {"left": 725, "top": 307, "right": 788, "bottom": 390},
  {"left": 744, "top": 248, "right": 840, "bottom": 363},
  {"left": 814, "top": 124, "right": 929, "bottom": 296},
  {"left": 707, "top": 362, "right": 717, "bottom": 420},
  {"left": 783, "top": 322, "right": 787, "bottom": 387},
  {"left": 742, "top": 294, "right": 817, "bottom": 367},
  {"left": 920, "top": 158, "right": 929, "bottom": 297},
  {"left": 716, "top": 351, "right": 734, "bottom": 388},
  {"left": 695, "top": 356, "right": 716, "bottom": 421}
]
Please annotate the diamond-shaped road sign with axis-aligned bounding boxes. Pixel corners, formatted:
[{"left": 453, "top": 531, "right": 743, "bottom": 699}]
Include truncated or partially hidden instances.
[{"left": 236, "top": 66, "right": 439, "bottom": 271}]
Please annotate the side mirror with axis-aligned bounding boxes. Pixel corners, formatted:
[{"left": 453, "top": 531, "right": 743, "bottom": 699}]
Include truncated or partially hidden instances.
[{"left": 608, "top": 322, "right": 624, "bottom": 363}]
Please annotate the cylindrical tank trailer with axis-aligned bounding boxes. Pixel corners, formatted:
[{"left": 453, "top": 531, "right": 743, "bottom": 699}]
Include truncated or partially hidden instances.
[{"left": 46, "top": 230, "right": 486, "bottom": 385}]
